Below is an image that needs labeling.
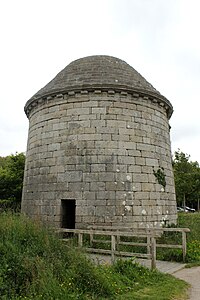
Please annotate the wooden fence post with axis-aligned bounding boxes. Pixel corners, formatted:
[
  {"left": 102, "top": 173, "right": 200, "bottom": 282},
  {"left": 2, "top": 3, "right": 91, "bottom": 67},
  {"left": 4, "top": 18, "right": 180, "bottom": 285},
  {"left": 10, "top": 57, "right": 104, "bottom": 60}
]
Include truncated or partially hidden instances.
[
  {"left": 147, "top": 236, "right": 151, "bottom": 254},
  {"left": 150, "top": 236, "right": 156, "bottom": 270},
  {"left": 111, "top": 235, "right": 116, "bottom": 263},
  {"left": 182, "top": 231, "right": 187, "bottom": 262},
  {"left": 78, "top": 233, "right": 83, "bottom": 247}
]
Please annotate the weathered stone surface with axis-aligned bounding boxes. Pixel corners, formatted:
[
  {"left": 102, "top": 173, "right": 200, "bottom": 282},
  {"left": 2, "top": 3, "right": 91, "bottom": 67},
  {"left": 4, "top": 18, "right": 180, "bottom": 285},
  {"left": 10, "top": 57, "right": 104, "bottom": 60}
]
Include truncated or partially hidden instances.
[{"left": 21, "top": 55, "right": 177, "bottom": 229}]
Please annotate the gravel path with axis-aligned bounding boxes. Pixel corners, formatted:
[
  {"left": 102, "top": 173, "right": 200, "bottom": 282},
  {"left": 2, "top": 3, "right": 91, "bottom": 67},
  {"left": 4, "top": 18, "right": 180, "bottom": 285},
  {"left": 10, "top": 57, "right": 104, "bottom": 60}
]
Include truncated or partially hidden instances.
[{"left": 173, "top": 266, "right": 200, "bottom": 300}]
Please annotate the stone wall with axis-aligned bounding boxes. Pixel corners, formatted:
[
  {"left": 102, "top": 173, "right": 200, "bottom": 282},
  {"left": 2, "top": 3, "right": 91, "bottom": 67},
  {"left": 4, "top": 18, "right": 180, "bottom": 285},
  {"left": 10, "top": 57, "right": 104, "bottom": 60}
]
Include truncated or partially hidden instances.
[{"left": 21, "top": 89, "right": 177, "bottom": 228}]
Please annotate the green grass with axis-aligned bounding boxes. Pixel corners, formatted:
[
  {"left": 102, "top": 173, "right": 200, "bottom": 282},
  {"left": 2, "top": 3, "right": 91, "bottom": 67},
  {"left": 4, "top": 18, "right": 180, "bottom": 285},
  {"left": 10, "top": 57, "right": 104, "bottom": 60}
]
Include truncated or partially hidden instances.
[
  {"left": 0, "top": 212, "right": 188, "bottom": 300},
  {"left": 178, "top": 212, "right": 200, "bottom": 241},
  {"left": 156, "top": 213, "right": 200, "bottom": 263},
  {"left": 178, "top": 212, "right": 200, "bottom": 265}
]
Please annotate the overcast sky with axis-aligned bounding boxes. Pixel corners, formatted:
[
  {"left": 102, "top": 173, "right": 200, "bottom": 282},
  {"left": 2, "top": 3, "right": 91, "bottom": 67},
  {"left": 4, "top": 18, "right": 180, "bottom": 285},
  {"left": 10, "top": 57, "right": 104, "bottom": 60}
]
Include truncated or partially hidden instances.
[{"left": 0, "top": 0, "right": 200, "bottom": 162}]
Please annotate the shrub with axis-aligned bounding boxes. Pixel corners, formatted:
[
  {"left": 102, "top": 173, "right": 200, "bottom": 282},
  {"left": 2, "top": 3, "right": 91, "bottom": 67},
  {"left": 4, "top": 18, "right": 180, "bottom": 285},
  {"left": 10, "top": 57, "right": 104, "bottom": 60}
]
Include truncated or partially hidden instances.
[{"left": 186, "top": 240, "right": 200, "bottom": 262}]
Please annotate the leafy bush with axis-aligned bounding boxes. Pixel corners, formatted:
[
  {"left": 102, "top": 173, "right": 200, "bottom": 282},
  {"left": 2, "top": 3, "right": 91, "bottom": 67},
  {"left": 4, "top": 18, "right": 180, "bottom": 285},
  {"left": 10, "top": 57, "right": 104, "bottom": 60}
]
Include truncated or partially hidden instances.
[
  {"left": 0, "top": 199, "right": 20, "bottom": 212},
  {"left": 186, "top": 240, "right": 200, "bottom": 262},
  {"left": 0, "top": 153, "right": 25, "bottom": 211}
]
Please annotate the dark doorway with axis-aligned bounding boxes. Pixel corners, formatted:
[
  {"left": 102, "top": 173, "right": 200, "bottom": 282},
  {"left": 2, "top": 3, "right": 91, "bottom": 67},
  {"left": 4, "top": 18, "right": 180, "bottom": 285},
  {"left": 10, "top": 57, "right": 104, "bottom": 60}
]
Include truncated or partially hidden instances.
[{"left": 61, "top": 199, "right": 76, "bottom": 229}]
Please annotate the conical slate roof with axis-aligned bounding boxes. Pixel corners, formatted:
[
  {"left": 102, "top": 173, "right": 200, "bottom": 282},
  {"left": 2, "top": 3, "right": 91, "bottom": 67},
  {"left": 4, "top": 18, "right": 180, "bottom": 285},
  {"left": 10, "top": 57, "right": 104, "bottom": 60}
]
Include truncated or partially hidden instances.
[{"left": 25, "top": 55, "right": 173, "bottom": 116}]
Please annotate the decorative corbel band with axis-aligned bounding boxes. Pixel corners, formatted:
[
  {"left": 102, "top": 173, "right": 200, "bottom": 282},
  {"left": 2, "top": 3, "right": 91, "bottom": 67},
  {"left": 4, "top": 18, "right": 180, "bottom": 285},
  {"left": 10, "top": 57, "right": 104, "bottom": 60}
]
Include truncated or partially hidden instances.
[{"left": 24, "top": 88, "right": 173, "bottom": 119}]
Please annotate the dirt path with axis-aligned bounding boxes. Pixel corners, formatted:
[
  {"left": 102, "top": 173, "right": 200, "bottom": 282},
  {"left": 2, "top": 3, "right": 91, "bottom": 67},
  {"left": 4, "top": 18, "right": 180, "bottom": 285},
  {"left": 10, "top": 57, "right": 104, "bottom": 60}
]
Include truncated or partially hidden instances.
[{"left": 173, "top": 266, "right": 200, "bottom": 300}]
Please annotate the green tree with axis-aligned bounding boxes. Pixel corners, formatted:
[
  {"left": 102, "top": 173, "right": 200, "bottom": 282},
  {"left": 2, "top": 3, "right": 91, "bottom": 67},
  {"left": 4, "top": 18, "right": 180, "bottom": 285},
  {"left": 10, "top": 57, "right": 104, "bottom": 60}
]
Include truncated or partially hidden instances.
[
  {"left": 0, "top": 152, "right": 25, "bottom": 210},
  {"left": 173, "top": 150, "right": 200, "bottom": 210}
]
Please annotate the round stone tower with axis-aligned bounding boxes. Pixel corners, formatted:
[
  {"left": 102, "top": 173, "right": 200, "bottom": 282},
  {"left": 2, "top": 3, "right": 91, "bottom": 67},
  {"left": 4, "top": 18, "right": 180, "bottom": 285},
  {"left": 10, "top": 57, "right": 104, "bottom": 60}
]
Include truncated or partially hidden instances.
[{"left": 21, "top": 55, "right": 177, "bottom": 229}]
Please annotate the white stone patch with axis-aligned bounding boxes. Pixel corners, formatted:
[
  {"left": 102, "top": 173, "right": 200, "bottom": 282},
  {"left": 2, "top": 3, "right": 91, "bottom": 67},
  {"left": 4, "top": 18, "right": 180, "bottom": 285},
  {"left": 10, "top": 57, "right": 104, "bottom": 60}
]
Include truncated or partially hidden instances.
[
  {"left": 115, "top": 79, "right": 118, "bottom": 82},
  {"left": 122, "top": 201, "right": 126, "bottom": 205},
  {"left": 125, "top": 205, "right": 131, "bottom": 212},
  {"left": 121, "top": 181, "right": 125, "bottom": 184},
  {"left": 132, "top": 186, "right": 136, "bottom": 190},
  {"left": 142, "top": 209, "right": 147, "bottom": 215},
  {"left": 123, "top": 193, "right": 127, "bottom": 197},
  {"left": 166, "top": 210, "right": 169, "bottom": 214},
  {"left": 127, "top": 124, "right": 130, "bottom": 129},
  {"left": 126, "top": 175, "right": 131, "bottom": 181},
  {"left": 114, "top": 182, "right": 117, "bottom": 185},
  {"left": 160, "top": 187, "right": 164, "bottom": 192},
  {"left": 154, "top": 222, "right": 157, "bottom": 226},
  {"left": 116, "top": 169, "right": 120, "bottom": 172}
]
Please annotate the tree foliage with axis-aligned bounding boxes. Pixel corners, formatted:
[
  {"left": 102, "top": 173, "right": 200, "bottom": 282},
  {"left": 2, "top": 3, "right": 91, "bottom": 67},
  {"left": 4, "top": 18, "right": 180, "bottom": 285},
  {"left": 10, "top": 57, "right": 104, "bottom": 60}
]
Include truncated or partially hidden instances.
[
  {"left": 173, "top": 150, "right": 200, "bottom": 208},
  {"left": 0, "top": 152, "right": 25, "bottom": 210}
]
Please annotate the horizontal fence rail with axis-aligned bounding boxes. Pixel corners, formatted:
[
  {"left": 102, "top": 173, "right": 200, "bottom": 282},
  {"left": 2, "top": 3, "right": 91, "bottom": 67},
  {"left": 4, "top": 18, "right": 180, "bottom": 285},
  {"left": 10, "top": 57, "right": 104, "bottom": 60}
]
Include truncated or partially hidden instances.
[{"left": 57, "top": 226, "right": 190, "bottom": 269}]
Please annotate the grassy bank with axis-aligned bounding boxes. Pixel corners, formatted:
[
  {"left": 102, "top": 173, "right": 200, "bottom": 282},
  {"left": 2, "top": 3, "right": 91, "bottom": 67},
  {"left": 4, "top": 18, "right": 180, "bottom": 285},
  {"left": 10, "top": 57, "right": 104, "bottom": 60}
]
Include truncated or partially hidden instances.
[
  {"left": 178, "top": 212, "right": 200, "bottom": 265},
  {"left": 0, "top": 213, "right": 188, "bottom": 300},
  {"left": 156, "top": 213, "right": 200, "bottom": 263}
]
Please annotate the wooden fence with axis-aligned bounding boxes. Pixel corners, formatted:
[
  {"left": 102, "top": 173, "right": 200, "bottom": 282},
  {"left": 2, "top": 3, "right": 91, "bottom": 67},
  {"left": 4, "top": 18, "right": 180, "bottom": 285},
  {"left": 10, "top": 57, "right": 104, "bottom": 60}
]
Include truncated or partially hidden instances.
[
  {"left": 58, "top": 226, "right": 190, "bottom": 270},
  {"left": 153, "top": 227, "right": 190, "bottom": 263}
]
